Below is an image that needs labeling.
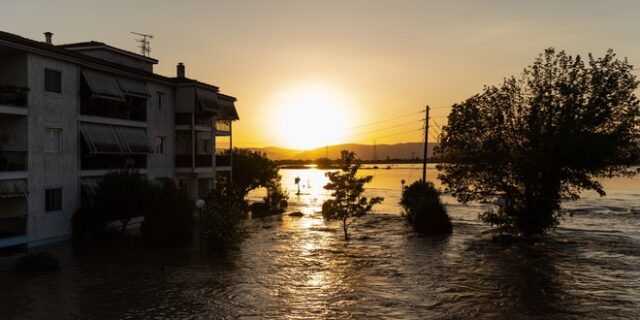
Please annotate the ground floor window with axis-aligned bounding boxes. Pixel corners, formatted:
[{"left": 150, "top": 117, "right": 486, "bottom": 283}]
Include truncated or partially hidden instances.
[{"left": 45, "top": 188, "right": 62, "bottom": 212}]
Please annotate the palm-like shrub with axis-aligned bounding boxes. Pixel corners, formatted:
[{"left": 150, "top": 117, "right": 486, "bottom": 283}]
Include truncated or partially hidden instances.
[{"left": 400, "top": 180, "right": 452, "bottom": 234}]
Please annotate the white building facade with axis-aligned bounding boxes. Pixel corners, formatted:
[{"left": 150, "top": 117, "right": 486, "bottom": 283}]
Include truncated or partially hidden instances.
[{"left": 0, "top": 31, "right": 238, "bottom": 248}]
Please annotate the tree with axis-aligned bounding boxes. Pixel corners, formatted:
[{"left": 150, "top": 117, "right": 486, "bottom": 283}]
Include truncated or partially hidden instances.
[
  {"left": 231, "top": 148, "right": 281, "bottom": 196},
  {"left": 199, "top": 180, "right": 247, "bottom": 252},
  {"left": 436, "top": 48, "right": 640, "bottom": 236},
  {"left": 142, "top": 180, "right": 194, "bottom": 245},
  {"left": 400, "top": 180, "right": 452, "bottom": 234},
  {"left": 323, "top": 151, "right": 383, "bottom": 240},
  {"left": 93, "top": 170, "right": 154, "bottom": 231}
]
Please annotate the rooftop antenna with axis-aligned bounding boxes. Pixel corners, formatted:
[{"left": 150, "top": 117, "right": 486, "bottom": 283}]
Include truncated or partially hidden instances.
[{"left": 131, "top": 32, "right": 153, "bottom": 57}]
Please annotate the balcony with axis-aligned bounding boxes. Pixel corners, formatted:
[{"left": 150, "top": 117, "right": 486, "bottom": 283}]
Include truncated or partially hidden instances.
[
  {"left": 0, "top": 151, "right": 27, "bottom": 171},
  {"left": 0, "top": 216, "right": 27, "bottom": 239},
  {"left": 176, "top": 154, "right": 212, "bottom": 168},
  {"left": 175, "top": 113, "right": 212, "bottom": 127},
  {"left": 81, "top": 154, "right": 147, "bottom": 170},
  {"left": 0, "top": 86, "right": 28, "bottom": 108}
]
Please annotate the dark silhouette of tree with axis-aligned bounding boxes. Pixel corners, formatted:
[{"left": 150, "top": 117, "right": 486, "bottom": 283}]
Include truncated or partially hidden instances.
[
  {"left": 324, "top": 151, "right": 383, "bottom": 240},
  {"left": 436, "top": 48, "right": 640, "bottom": 236},
  {"left": 231, "top": 148, "right": 281, "bottom": 196},
  {"left": 400, "top": 180, "right": 452, "bottom": 234}
]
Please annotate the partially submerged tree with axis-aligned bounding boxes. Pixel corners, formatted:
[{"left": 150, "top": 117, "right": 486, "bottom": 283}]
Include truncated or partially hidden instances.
[
  {"left": 231, "top": 148, "right": 281, "bottom": 196},
  {"left": 324, "top": 151, "right": 383, "bottom": 240},
  {"left": 400, "top": 180, "right": 452, "bottom": 234},
  {"left": 199, "top": 181, "right": 247, "bottom": 252},
  {"left": 93, "top": 170, "right": 154, "bottom": 231},
  {"left": 436, "top": 48, "right": 640, "bottom": 236}
]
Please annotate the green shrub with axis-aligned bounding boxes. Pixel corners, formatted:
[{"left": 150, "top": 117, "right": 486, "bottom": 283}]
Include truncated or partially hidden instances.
[
  {"left": 72, "top": 207, "right": 107, "bottom": 238},
  {"left": 142, "top": 181, "right": 194, "bottom": 246},
  {"left": 400, "top": 180, "right": 452, "bottom": 234},
  {"left": 14, "top": 252, "right": 60, "bottom": 273},
  {"left": 199, "top": 182, "right": 247, "bottom": 252}
]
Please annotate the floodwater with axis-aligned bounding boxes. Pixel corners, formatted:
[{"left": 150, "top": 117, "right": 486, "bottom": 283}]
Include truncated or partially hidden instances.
[{"left": 1, "top": 164, "right": 639, "bottom": 319}]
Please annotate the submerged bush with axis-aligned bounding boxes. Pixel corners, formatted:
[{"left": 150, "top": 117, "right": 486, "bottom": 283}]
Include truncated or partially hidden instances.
[
  {"left": 199, "top": 182, "right": 247, "bottom": 252},
  {"left": 72, "top": 207, "right": 107, "bottom": 238},
  {"left": 400, "top": 180, "right": 452, "bottom": 234},
  {"left": 14, "top": 252, "right": 60, "bottom": 273},
  {"left": 142, "top": 181, "right": 194, "bottom": 246}
]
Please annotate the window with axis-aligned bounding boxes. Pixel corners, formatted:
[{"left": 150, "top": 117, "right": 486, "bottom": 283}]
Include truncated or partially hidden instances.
[
  {"left": 157, "top": 91, "right": 165, "bottom": 110},
  {"left": 44, "top": 69, "right": 62, "bottom": 94},
  {"left": 45, "top": 188, "right": 62, "bottom": 212},
  {"left": 155, "top": 136, "right": 165, "bottom": 154},
  {"left": 45, "top": 128, "right": 63, "bottom": 154}
]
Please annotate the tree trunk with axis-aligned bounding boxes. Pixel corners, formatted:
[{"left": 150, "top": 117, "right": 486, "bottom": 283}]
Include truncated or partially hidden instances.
[{"left": 342, "top": 218, "right": 349, "bottom": 240}]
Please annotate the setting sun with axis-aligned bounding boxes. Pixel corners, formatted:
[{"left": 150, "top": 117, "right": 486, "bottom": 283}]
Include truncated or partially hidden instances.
[{"left": 273, "top": 83, "right": 353, "bottom": 150}]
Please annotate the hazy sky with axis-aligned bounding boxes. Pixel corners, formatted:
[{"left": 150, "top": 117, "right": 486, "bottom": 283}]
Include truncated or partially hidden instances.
[{"left": 3, "top": 0, "right": 640, "bottom": 149}]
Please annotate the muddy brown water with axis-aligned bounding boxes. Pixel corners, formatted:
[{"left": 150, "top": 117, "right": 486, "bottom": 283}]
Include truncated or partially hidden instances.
[{"left": 1, "top": 165, "right": 639, "bottom": 319}]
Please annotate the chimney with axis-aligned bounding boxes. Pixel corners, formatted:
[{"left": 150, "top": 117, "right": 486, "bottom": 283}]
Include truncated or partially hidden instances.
[
  {"left": 177, "top": 63, "right": 185, "bottom": 78},
  {"left": 44, "top": 32, "right": 53, "bottom": 45}
]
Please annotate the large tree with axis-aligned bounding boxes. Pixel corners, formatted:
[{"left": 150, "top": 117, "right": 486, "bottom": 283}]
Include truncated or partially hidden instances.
[
  {"left": 436, "top": 49, "right": 640, "bottom": 236},
  {"left": 230, "top": 148, "right": 281, "bottom": 195}
]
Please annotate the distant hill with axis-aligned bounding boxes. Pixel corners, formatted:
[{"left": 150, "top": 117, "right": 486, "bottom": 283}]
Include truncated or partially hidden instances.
[{"left": 247, "top": 142, "right": 437, "bottom": 161}]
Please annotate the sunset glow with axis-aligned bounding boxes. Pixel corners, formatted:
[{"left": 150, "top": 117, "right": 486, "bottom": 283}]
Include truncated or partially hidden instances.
[{"left": 273, "top": 83, "right": 353, "bottom": 150}]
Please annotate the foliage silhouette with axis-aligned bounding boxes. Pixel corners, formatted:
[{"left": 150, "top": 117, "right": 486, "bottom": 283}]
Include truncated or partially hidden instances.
[
  {"left": 323, "top": 151, "right": 383, "bottom": 240},
  {"left": 436, "top": 48, "right": 640, "bottom": 236},
  {"left": 142, "top": 180, "right": 194, "bottom": 246},
  {"left": 400, "top": 180, "right": 452, "bottom": 234},
  {"left": 199, "top": 179, "right": 247, "bottom": 252},
  {"left": 93, "top": 170, "right": 154, "bottom": 232},
  {"left": 231, "top": 148, "right": 281, "bottom": 196}
]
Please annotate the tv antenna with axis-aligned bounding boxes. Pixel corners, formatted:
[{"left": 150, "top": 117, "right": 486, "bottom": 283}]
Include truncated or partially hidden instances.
[{"left": 131, "top": 32, "right": 153, "bottom": 57}]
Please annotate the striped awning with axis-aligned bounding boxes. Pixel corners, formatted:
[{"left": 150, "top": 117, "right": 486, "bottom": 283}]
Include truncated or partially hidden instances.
[
  {"left": 117, "top": 77, "right": 150, "bottom": 98},
  {"left": 81, "top": 69, "right": 126, "bottom": 102},
  {"left": 196, "top": 88, "right": 220, "bottom": 113},
  {"left": 0, "top": 179, "right": 28, "bottom": 198}
]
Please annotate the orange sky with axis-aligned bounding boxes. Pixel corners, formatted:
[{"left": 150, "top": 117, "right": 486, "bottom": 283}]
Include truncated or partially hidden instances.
[{"left": 3, "top": 0, "right": 640, "bottom": 150}]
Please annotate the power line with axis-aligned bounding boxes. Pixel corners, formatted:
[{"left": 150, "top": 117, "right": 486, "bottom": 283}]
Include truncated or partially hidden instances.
[{"left": 238, "top": 109, "right": 423, "bottom": 146}]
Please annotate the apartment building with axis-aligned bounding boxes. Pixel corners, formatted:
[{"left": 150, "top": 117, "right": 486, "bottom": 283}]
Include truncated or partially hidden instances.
[{"left": 0, "top": 31, "right": 238, "bottom": 248}]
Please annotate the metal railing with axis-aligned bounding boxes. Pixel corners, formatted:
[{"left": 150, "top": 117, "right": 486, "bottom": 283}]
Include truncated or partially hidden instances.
[
  {"left": 0, "top": 151, "right": 27, "bottom": 171},
  {"left": 0, "top": 86, "right": 28, "bottom": 107},
  {"left": 0, "top": 216, "right": 27, "bottom": 239}
]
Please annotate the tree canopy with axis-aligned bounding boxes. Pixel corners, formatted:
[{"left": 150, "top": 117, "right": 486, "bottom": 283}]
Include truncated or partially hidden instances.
[
  {"left": 324, "top": 151, "right": 383, "bottom": 240},
  {"left": 436, "top": 48, "right": 640, "bottom": 236},
  {"left": 231, "top": 148, "right": 281, "bottom": 195}
]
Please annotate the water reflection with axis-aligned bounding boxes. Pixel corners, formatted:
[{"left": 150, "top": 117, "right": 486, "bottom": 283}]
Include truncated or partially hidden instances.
[{"left": 1, "top": 166, "right": 638, "bottom": 319}]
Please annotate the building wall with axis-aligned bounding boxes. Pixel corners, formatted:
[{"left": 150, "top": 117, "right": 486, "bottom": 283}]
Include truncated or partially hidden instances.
[
  {"left": 26, "top": 53, "right": 80, "bottom": 243},
  {"left": 146, "top": 82, "right": 175, "bottom": 180}
]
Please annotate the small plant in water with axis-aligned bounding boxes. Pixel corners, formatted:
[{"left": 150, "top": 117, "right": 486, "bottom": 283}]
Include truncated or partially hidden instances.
[
  {"left": 324, "top": 151, "right": 383, "bottom": 240},
  {"left": 14, "top": 252, "right": 60, "bottom": 273}
]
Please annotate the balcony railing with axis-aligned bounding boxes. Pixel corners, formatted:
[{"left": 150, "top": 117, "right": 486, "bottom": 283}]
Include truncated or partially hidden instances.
[
  {"left": 175, "top": 154, "right": 213, "bottom": 168},
  {"left": 175, "top": 113, "right": 212, "bottom": 127},
  {"left": 0, "top": 86, "right": 28, "bottom": 107},
  {"left": 81, "top": 154, "right": 147, "bottom": 170},
  {"left": 215, "top": 120, "right": 231, "bottom": 133},
  {"left": 80, "top": 95, "right": 147, "bottom": 122},
  {"left": 0, "top": 151, "right": 27, "bottom": 171},
  {"left": 0, "top": 216, "right": 27, "bottom": 239}
]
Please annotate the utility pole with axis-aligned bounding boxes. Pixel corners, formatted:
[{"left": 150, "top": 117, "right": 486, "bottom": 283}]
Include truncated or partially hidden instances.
[{"left": 422, "top": 105, "right": 430, "bottom": 182}]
